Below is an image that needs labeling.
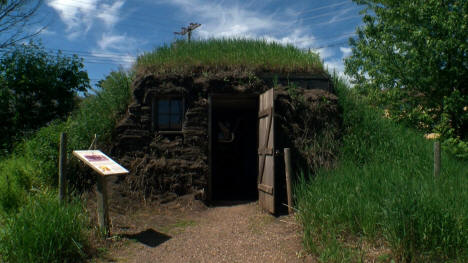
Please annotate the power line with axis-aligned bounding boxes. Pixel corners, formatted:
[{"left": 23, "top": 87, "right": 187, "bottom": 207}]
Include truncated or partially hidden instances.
[
  {"left": 300, "top": 7, "right": 359, "bottom": 22},
  {"left": 0, "top": 46, "right": 136, "bottom": 64},
  {"left": 52, "top": 31, "right": 356, "bottom": 62},
  {"left": 0, "top": 30, "right": 358, "bottom": 64},
  {"left": 313, "top": 40, "right": 349, "bottom": 49},
  {"left": 298, "top": 0, "right": 354, "bottom": 15},
  {"left": 55, "top": 51, "right": 136, "bottom": 62},
  {"left": 45, "top": 1, "right": 363, "bottom": 43},
  {"left": 47, "top": 1, "right": 362, "bottom": 34},
  {"left": 315, "top": 14, "right": 362, "bottom": 26}
]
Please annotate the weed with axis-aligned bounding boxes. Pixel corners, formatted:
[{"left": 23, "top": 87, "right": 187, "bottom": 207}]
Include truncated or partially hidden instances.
[{"left": 0, "top": 192, "right": 89, "bottom": 263}]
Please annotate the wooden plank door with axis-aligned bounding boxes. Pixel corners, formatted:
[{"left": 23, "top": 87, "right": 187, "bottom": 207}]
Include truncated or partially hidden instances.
[{"left": 258, "top": 88, "right": 275, "bottom": 214}]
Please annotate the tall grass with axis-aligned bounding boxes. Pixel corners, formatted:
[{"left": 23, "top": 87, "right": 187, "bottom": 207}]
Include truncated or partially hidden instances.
[
  {"left": 295, "top": 76, "right": 468, "bottom": 262},
  {"left": 136, "top": 39, "right": 324, "bottom": 74},
  {"left": 0, "top": 192, "right": 89, "bottom": 263}
]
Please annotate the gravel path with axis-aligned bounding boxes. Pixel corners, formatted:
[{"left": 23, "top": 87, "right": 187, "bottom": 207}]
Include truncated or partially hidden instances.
[{"left": 96, "top": 198, "right": 313, "bottom": 263}]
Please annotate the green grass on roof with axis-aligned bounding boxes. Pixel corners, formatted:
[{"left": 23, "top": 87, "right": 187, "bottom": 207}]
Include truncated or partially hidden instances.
[{"left": 135, "top": 39, "right": 325, "bottom": 75}]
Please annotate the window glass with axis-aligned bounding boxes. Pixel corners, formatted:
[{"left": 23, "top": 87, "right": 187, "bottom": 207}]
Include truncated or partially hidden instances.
[
  {"left": 171, "top": 100, "right": 181, "bottom": 114},
  {"left": 171, "top": 114, "right": 181, "bottom": 128},
  {"left": 158, "top": 114, "right": 170, "bottom": 129},
  {"left": 155, "top": 98, "right": 183, "bottom": 131},
  {"left": 158, "top": 100, "right": 170, "bottom": 114}
]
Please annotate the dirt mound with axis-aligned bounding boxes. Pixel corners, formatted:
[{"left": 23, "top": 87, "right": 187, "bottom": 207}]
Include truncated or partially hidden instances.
[{"left": 110, "top": 71, "right": 341, "bottom": 202}]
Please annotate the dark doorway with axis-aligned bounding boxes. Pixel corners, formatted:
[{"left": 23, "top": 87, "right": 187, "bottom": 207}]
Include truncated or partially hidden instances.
[{"left": 210, "top": 95, "right": 258, "bottom": 201}]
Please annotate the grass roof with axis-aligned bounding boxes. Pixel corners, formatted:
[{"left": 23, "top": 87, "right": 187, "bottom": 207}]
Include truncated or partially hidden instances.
[{"left": 135, "top": 39, "right": 325, "bottom": 75}]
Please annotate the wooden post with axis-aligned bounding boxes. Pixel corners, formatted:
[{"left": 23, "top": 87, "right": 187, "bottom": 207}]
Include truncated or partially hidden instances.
[
  {"left": 58, "top": 132, "right": 67, "bottom": 201},
  {"left": 207, "top": 95, "right": 213, "bottom": 202},
  {"left": 96, "top": 174, "right": 110, "bottom": 237},
  {"left": 434, "top": 141, "right": 441, "bottom": 177},
  {"left": 284, "top": 148, "right": 293, "bottom": 214},
  {"left": 174, "top": 23, "right": 201, "bottom": 42}
]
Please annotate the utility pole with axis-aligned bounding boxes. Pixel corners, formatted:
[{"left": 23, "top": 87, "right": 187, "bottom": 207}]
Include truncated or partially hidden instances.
[{"left": 174, "top": 23, "right": 201, "bottom": 42}]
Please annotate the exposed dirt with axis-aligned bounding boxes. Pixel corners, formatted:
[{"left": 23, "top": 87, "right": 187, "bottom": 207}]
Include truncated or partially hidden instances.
[{"left": 87, "top": 175, "right": 314, "bottom": 263}]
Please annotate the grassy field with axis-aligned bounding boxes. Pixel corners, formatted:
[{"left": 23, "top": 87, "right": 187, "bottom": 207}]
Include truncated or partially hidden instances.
[
  {"left": 135, "top": 39, "right": 324, "bottom": 74},
  {"left": 295, "top": 76, "right": 468, "bottom": 262}
]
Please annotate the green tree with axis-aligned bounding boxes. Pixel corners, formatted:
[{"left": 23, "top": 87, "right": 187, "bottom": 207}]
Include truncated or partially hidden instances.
[
  {"left": 0, "top": 42, "right": 90, "bottom": 152},
  {"left": 345, "top": 0, "right": 468, "bottom": 157}
]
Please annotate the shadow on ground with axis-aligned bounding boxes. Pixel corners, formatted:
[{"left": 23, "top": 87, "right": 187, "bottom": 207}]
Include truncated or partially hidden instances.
[{"left": 121, "top": 229, "right": 171, "bottom": 247}]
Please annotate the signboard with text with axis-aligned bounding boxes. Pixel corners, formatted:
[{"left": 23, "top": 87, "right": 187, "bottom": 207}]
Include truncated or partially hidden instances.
[{"left": 73, "top": 150, "right": 129, "bottom": 176}]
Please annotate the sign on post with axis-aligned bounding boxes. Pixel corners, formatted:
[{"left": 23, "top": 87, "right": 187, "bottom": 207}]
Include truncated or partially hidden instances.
[
  {"left": 73, "top": 150, "right": 129, "bottom": 175},
  {"left": 73, "top": 150, "right": 128, "bottom": 237}
]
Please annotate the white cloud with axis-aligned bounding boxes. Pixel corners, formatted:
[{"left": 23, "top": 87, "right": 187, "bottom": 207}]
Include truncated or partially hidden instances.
[
  {"left": 261, "top": 29, "right": 319, "bottom": 49},
  {"left": 322, "top": 46, "right": 353, "bottom": 78},
  {"left": 316, "top": 47, "right": 334, "bottom": 59},
  {"left": 48, "top": 0, "right": 97, "bottom": 37},
  {"left": 324, "top": 59, "right": 344, "bottom": 74},
  {"left": 98, "top": 32, "right": 125, "bottom": 50},
  {"left": 340, "top": 47, "right": 352, "bottom": 57},
  {"left": 93, "top": 32, "right": 143, "bottom": 68},
  {"left": 166, "top": 0, "right": 319, "bottom": 49},
  {"left": 47, "top": 0, "right": 140, "bottom": 68},
  {"left": 97, "top": 1, "right": 125, "bottom": 27},
  {"left": 47, "top": 0, "right": 126, "bottom": 38}
]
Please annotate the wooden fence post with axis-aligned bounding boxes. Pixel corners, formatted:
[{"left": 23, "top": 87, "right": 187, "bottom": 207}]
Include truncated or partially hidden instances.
[
  {"left": 96, "top": 174, "right": 110, "bottom": 237},
  {"left": 284, "top": 148, "right": 293, "bottom": 214},
  {"left": 434, "top": 141, "right": 441, "bottom": 177},
  {"left": 58, "top": 132, "right": 67, "bottom": 201}
]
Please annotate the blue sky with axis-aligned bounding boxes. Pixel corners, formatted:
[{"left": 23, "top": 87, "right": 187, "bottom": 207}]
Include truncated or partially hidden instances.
[{"left": 34, "top": 0, "right": 364, "bottom": 86}]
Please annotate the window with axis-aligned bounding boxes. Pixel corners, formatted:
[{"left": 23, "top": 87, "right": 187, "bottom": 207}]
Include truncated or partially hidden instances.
[{"left": 153, "top": 98, "right": 183, "bottom": 131}]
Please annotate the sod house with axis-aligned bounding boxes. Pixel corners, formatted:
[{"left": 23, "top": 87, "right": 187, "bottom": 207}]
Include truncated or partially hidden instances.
[{"left": 112, "top": 40, "right": 341, "bottom": 214}]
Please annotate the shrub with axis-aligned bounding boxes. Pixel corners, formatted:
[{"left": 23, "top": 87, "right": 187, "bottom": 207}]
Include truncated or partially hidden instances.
[
  {"left": 0, "top": 192, "right": 89, "bottom": 263},
  {"left": 66, "top": 70, "right": 133, "bottom": 152},
  {"left": 15, "top": 121, "right": 67, "bottom": 187},
  {"left": 0, "top": 157, "right": 33, "bottom": 214}
]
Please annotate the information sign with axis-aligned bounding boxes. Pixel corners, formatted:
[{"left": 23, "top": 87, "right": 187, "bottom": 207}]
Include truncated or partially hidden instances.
[{"left": 73, "top": 150, "right": 129, "bottom": 176}]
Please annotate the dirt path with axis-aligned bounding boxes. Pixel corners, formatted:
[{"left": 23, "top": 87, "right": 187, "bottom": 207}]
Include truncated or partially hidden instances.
[{"left": 89, "top": 180, "right": 313, "bottom": 263}]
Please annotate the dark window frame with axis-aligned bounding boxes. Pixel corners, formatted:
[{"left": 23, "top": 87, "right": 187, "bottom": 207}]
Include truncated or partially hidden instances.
[{"left": 152, "top": 97, "right": 185, "bottom": 132}]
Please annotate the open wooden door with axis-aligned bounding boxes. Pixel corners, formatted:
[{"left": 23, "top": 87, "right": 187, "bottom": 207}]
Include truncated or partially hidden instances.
[{"left": 258, "top": 88, "right": 275, "bottom": 214}]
